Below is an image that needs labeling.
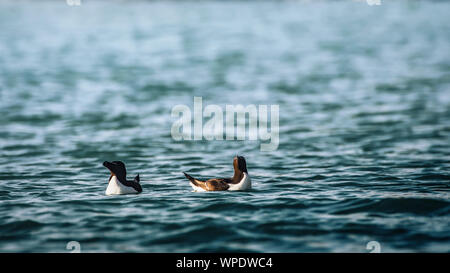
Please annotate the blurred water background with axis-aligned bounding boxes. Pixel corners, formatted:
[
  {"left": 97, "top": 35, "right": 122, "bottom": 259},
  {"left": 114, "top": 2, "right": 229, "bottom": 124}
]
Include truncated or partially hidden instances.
[{"left": 0, "top": 0, "right": 449, "bottom": 252}]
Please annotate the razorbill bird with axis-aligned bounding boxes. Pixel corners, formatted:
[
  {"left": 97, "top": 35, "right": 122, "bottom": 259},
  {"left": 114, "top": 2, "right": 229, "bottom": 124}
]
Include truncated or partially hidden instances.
[
  {"left": 103, "top": 161, "right": 142, "bottom": 195},
  {"left": 183, "top": 156, "right": 251, "bottom": 192}
]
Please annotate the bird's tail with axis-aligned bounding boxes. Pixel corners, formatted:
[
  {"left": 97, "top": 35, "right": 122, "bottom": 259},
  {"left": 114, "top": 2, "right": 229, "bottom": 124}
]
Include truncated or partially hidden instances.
[{"left": 183, "top": 172, "right": 202, "bottom": 187}]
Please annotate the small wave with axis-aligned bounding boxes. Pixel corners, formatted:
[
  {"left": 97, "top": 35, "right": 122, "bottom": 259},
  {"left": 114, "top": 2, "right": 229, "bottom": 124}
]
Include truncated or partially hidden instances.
[
  {"left": 332, "top": 198, "right": 450, "bottom": 216},
  {"left": 0, "top": 220, "right": 44, "bottom": 233},
  {"left": 415, "top": 174, "right": 450, "bottom": 181},
  {"left": 191, "top": 202, "right": 258, "bottom": 213}
]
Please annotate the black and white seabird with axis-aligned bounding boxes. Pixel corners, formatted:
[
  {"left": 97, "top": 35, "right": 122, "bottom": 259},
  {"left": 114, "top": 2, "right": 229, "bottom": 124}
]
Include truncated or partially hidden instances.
[
  {"left": 103, "top": 161, "right": 142, "bottom": 195},
  {"left": 183, "top": 156, "right": 251, "bottom": 192}
]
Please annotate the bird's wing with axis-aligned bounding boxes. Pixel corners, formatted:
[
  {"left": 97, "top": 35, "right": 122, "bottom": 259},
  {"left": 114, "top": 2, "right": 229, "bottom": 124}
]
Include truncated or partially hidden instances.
[{"left": 204, "top": 178, "right": 232, "bottom": 191}]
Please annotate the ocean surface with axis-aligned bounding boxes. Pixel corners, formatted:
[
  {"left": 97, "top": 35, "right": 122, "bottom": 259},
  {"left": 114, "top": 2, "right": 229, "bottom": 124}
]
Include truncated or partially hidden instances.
[{"left": 0, "top": 0, "right": 449, "bottom": 253}]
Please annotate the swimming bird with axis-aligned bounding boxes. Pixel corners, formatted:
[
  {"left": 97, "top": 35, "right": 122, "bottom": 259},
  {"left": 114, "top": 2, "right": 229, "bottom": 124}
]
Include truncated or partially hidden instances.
[
  {"left": 183, "top": 156, "right": 251, "bottom": 191},
  {"left": 103, "top": 161, "right": 142, "bottom": 195}
]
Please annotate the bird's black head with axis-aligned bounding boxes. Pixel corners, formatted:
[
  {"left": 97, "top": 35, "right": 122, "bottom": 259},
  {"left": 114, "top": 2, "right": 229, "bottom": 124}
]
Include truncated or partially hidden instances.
[
  {"left": 103, "top": 161, "right": 127, "bottom": 181},
  {"left": 234, "top": 155, "right": 248, "bottom": 173}
]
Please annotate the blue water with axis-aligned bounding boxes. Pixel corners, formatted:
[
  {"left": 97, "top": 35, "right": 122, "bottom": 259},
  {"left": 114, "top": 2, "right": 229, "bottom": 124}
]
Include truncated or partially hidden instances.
[{"left": 0, "top": 0, "right": 449, "bottom": 252}]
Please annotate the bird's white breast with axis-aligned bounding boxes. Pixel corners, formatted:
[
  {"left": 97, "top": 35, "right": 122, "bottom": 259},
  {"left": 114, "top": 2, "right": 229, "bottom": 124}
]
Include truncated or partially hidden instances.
[
  {"left": 105, "top": 176, "right": 138, "bottom": 195},
  {"left": 227, "top": 172, "right": 251, "bottom": 191}
]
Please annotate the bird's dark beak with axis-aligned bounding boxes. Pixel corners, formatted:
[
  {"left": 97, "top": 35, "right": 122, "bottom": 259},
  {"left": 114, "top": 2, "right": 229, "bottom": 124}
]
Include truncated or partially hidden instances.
[{"left": 103, "top": 161, "right": 111, "bottom": 168}]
